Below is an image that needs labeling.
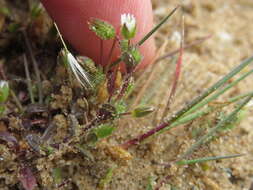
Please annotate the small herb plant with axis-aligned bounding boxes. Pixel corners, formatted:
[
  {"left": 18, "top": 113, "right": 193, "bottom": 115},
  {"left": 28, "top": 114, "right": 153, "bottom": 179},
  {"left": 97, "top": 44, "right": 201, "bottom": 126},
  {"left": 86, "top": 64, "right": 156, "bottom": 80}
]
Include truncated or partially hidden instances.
[{"left": 0, "top": 4, "right": 253, "bottom": 190}]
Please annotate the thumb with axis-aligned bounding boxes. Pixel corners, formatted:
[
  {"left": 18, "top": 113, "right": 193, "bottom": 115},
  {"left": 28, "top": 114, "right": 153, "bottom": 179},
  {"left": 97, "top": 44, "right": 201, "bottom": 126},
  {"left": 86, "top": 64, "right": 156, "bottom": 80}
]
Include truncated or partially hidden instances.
[{"left": 41, "top": 0, "right": 156, "bottom": 68}]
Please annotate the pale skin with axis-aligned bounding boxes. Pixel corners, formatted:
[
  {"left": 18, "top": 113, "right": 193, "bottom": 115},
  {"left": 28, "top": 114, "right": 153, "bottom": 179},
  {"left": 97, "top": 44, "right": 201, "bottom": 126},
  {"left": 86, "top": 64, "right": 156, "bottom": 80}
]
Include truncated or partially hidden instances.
[{"left": 40, "top": 0, "right": 156, "bottom": 69}]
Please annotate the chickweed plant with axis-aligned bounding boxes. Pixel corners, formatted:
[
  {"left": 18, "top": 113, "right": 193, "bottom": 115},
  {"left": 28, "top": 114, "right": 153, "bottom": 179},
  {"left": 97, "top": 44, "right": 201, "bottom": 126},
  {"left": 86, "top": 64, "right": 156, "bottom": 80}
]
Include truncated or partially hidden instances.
[{"left": 0, "top": 5, "right": 253, "bottom": 190}]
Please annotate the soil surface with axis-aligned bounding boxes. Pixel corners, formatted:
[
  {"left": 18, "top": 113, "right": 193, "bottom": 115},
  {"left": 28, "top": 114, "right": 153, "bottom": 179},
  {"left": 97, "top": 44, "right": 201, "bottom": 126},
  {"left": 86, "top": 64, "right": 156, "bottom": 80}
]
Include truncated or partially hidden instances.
[{"left": 0, "top": 0, "right": 253, "bottom": 190}]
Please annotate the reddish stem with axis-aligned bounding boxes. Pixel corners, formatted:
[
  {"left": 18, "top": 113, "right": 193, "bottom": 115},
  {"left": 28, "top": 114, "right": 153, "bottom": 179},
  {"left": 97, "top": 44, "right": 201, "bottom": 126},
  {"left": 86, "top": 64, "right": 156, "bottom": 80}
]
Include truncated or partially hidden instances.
[
  {"left": 120, "top": 121, "right": 168, "bottom": 149},
  {"left": 161, "top": 37, "right": 184, "bottom": 119}
]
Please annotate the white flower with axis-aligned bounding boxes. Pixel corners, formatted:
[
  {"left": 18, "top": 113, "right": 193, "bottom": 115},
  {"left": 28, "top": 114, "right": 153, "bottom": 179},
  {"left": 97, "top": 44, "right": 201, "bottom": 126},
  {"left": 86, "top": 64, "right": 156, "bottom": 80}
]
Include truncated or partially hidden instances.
[
  {"left": 67, "top": 52, "right": 92, "bottom": 88},
  {"left": 121, "top": 13, "right": 136, "bottom": 34},
  {"left": 0, "top": 81, "right": 8, "bottom": 88}
]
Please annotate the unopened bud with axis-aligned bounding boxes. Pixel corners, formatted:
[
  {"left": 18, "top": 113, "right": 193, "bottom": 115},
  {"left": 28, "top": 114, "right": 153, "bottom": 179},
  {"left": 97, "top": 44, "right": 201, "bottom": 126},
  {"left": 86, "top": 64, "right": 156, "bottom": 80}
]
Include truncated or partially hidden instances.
[
  {"left": 121, "top": 13, "right": 137, "bottom": 40},
  {"left": 132, "top": 106, "right": 155, "bottom": 118}
]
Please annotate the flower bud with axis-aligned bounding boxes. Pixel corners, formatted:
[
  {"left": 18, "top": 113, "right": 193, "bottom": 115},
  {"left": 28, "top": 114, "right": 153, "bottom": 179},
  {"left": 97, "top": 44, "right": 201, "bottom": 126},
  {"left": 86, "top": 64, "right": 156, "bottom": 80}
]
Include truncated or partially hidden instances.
[
  {"left": 121, "top": 14, "right": 137, "bottom": 40},
  {"left": 131, "top": 106, "right": 155, "bottom": 118}
]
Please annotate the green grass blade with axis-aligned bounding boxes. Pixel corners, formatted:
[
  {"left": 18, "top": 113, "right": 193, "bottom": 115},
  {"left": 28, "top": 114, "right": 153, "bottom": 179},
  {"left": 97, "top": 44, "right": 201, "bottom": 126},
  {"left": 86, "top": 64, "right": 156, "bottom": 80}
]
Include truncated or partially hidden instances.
[
  {"left": 163, "top": 56, "right": 253, "bottom": 122},
  {"left": 121, "top": 56, "right": 253, "bottom": 148},
  {"left": 155, "top": 90, "right": 253, "bottom": 136},
  {"left": 184, "top": 68, "right": 253, "bottom": 115},
  {"left": 180, "top": 93, "right": 253, "bottom": 159},
  {"left": 155, "top": 107, "right": 212, "bottom": 137},
  {"left": 176, "top": 154, "right": 243, "bottom": 165},
  {"left": 228, "top": 91, "right": 253, "bottom": 103},
  {"left": 137, "top": 6, "right": 179, "bottom": 46}
]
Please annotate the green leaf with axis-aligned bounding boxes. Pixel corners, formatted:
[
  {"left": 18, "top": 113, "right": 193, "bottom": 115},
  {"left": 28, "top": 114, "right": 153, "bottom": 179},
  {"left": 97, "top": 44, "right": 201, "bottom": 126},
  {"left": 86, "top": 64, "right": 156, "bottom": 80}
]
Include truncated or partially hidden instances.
[
  {"left": 93, "top": 124, "right": 115, "bottom": 139},
  {"left": 89, "top": 18, "right": 116, "bottom": 40},
  {"left": 30, "top": 3, "right": 42, "bottom": 19},
  {"left": 122, "top": 47, "right": 142, "bottom": 67}
]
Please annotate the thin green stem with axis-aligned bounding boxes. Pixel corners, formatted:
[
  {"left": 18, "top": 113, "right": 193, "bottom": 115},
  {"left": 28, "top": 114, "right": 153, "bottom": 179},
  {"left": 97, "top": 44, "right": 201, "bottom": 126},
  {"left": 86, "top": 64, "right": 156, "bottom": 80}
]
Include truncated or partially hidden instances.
[{"left": 137, "top": 6, "right": 179, "bottom": 46}]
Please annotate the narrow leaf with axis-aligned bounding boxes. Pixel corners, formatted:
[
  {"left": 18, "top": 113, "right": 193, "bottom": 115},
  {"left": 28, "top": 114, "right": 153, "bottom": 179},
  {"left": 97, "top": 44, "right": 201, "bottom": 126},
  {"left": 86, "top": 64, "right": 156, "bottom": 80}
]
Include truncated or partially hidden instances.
[
  {"left": 180, "top": 93, "right": 253, "bottom": 159},
  {"left": 121, "top": 55, "right": 253, "bottom": 149},
  {"left": 138, "top": 6, "right": 179, "bottom": 46},
  {"left": 185, "top": 67, "right": 253, "bottom": 115},
  {"left": 176, "top": 154, "right": 243, "bottom": 165}
]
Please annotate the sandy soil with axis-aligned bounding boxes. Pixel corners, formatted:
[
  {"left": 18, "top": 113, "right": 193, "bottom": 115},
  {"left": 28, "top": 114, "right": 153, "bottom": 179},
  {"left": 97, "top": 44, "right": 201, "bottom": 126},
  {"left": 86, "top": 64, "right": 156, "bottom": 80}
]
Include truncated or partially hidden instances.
[{"left": 0, "top": 0, "right": 253, "bottom": 190}]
